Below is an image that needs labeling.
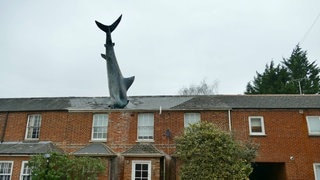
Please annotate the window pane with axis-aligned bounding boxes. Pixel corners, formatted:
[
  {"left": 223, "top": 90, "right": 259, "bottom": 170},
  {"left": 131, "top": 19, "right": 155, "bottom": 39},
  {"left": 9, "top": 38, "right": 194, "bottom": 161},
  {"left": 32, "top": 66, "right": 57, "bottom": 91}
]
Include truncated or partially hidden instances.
[
  {"left": 26, "top": 115, "right": 41, "bottom": 139},
  {"left": 308, "top": 117, "right": 320, "bottom": 134},
  {"left": 315, "top": 164, "right": 320, "bottom": 180},
  {"left": 251, "top": 118, "right": 262, "bottom": 132},
  {"left": 136, "top": 164, "right": 141, "bottom": 170},
  {"left": 133, "top": 162, "right": 150, "bottom": 180},
  {"left": 138, "top": 113, "right": 154, "bottom": 140},
  {"left": 251, "top": 118, "right": 262, "bottom": 126},
  {"left": 249, "top": 117, "right": 264, "bottom": 134},
  {"left": 184, "top": 113, "right": 200, "bottom": 128},
  {"left": 21, "top": 161, "right": 32, "bottom": 180},
  {"left": 0, "top": 162, "right": 12, "bottom": 179},
  {"left": 142, "top": 164, "right": 148, "bottom": 170},
  {"left": 135, "top": 171, "right": 141, "bottom": 177},
  {"left": 92, "top": 114, "right": 108, "bottom": 140},
  {"left": 142, "top": 171, "right": 148, "bottom": 177}
]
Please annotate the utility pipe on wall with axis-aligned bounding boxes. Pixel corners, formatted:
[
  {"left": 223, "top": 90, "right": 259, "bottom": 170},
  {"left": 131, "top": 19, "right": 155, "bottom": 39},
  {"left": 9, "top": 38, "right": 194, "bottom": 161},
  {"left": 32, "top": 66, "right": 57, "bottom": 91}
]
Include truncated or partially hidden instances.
[
  {"left": 0, "top": 112, "right": 9, "bottom": 143},
  {"left": 228, "top": 110, "right": 232, "bottom": 131}
]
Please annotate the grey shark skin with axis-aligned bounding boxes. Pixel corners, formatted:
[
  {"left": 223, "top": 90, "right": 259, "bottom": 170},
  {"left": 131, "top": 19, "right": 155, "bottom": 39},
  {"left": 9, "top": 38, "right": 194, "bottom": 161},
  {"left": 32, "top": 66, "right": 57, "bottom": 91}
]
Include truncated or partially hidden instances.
[{"left": 95, "top": 15, "right": 135, "bottom": 108}]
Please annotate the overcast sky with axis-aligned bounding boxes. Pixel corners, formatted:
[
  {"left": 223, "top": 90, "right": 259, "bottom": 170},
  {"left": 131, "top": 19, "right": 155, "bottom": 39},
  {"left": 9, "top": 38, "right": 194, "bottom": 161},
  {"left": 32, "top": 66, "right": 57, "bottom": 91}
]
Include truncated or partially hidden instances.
[{"left": 1, "top": 1, "right": 319, "bottom": 98}]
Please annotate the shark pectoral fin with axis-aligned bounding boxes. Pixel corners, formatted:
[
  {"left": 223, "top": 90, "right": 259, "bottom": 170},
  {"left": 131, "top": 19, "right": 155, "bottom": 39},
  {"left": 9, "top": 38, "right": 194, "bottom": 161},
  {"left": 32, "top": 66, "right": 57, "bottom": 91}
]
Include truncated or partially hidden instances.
[
  {"left": 124, "top": 76, "right": 135, "bottom": 90},
  {"left": 101, "top": 54, "right": 107, "bottom": 60}
]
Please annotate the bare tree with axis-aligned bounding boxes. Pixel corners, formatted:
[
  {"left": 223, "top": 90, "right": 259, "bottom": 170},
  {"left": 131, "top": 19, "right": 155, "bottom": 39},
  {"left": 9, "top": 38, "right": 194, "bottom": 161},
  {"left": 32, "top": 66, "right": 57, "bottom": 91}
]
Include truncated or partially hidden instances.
[{"left": 178, "top": 79, "right": 218, "bottom": 95}]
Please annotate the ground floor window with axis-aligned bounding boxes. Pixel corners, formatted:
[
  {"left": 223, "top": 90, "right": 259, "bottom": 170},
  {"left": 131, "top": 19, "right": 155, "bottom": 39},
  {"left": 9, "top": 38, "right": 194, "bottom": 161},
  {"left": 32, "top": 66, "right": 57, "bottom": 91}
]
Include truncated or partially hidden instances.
[
  {"left": 314, "top": 163, "right": 320, "bottom": 180},
  {"left": 132, "top": 160, "right": 151, "bottom": 180},
  {"left": 0, "top": 161, "right": 13, "bottom": 180},
  {"left": 20, "top": 161, "right": 32, "bottom": 180}
]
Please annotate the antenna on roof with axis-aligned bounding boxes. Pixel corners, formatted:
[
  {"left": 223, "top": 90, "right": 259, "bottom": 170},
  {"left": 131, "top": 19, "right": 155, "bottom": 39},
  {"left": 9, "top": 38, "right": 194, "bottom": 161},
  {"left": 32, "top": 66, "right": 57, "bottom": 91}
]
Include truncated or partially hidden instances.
[{"left": 292, "top": 78, "right": 307, "bottom": 95}]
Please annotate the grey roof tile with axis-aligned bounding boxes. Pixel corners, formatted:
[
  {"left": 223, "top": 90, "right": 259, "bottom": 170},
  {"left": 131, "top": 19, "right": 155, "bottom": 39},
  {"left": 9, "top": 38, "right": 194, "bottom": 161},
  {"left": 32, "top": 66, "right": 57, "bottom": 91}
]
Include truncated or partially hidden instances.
[
  {"left": 122, "top": 143, "right": 164, "bottom": 157},
  {"left": 0, "top": 97, "right": 70, "bottom": 111},
  {"left": 0, "top": 141, "right": 62, "bottom": 155},
  {"left": 73, "top": 143, "right": 116, "bottom": 157},
  {"left": 1, "top": 95, "right": 320, "bottom": 112}
]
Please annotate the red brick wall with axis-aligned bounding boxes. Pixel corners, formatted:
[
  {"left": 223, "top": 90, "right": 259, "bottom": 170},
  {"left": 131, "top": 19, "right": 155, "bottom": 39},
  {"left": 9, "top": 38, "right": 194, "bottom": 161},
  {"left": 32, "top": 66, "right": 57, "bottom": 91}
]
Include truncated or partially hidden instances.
[
  {"left": 3, "top": 112, "right": 29, "bottom": 141},
  {"left": 2, "top": 109, "right": 320, "bottom": 179},
  {"left": 231, "top": 109, "right": 320, "bottom": 179}
]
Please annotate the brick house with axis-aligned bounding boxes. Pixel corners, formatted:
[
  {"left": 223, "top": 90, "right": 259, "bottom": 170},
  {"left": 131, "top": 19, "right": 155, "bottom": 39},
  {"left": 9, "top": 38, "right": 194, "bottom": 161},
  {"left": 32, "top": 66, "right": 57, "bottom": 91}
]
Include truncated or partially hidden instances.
[{"left": 0, "top": 95, "right": 320, "bottom": 179}]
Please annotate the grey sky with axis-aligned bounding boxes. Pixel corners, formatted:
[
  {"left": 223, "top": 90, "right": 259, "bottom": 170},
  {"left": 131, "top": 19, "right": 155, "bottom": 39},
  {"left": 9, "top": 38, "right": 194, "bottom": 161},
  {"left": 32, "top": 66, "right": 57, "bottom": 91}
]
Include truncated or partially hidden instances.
[{"left": 1, "top": 1, "right": 319, "bottom": 98}]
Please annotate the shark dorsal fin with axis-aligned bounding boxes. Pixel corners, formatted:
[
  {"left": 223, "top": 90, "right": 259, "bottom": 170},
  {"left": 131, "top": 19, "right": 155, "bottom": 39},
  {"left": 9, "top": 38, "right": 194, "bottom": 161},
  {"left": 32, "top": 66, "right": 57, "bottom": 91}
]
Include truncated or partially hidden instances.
[{"left": 124, "top": 76, "right": 135, "bottom": 91}]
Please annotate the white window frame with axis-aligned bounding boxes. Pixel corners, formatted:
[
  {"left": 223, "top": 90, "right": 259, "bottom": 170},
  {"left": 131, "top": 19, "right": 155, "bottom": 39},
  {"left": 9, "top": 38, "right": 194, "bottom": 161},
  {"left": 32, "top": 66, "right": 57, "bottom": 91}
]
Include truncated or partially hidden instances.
[
  {"left": 137, "top": 113, "right": 154, "bottom": 141},
  {"left": 20, "top": 161, "right": 31, "bottom": 180},
  {"left": 306, "top": 116, "right": 320, "bottom": 136},
  {"left": 25, "top": 114, "right": 41, "bottom": 140},
  {"left": 249, "top": 116, "right": 265, "bottom": 135},
  {"left": 91, "top": 114, "right": 108, "bottom": 141},
  {"left": 131, "top": 160, "right": 151, "bottom": 180},
  {"left": 184, "top": 113, "right": 201, "bottom": 128},
  {"left": 314, "top": 163, "right": 320, "bottom": 180},
  {"left": 0, "top": 161, "right": 14, "bottom": 180}
]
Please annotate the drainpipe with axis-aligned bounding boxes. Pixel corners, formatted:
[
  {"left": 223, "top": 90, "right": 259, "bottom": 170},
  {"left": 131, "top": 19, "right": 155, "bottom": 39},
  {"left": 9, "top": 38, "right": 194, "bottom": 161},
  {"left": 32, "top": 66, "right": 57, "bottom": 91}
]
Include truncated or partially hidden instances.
[
  {"left": 228, "top": 110, "right": 232, "bottom": 132},
  {"left": 1, "top": 112, "right": 9, "bottom": 143}
]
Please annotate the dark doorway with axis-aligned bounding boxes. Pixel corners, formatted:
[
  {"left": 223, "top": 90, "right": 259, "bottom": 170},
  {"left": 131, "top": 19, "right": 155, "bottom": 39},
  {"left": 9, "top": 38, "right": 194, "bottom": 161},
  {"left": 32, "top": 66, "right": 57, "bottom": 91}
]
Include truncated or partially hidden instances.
[{"left": 250, "top": 162, "right": 286, "bottom": 180}]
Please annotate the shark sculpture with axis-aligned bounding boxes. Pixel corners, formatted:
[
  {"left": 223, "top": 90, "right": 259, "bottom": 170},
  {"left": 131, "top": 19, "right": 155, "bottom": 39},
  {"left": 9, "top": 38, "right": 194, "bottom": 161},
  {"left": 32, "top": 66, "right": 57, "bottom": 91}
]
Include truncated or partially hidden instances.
[{"left": 95, "top": 15, "right": 135, "bottom": 108}]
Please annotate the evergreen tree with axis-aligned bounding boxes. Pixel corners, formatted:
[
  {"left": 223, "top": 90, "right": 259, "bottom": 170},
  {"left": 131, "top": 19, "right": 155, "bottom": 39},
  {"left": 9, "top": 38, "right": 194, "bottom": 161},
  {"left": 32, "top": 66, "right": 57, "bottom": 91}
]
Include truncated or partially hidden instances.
[
  {"left": 245, "top": 45, "right": 320, "bottom": 94},
  {"left": 246, "top": 61, "right": 290, "bottom": 94},
  {"left": 282, "top": 45, "right": 320, "bottom": 94}
]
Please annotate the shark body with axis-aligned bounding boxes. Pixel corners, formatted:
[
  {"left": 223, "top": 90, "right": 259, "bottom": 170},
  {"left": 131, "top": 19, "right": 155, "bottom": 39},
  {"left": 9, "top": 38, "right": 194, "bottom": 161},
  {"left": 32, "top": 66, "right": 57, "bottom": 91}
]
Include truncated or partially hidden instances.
[{"left": 95, "top": 15, "right": 135, "bottom": 108}]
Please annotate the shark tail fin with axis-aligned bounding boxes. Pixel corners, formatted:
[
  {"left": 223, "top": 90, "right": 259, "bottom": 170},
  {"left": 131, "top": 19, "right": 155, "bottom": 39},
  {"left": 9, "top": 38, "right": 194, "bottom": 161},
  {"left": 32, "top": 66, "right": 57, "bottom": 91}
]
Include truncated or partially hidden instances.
[
  {"left": 95, "top": 15, "right": 122, "bottom": 33},
  {"left": 124, "top": 76, "right": 135, "bottom": 91}
]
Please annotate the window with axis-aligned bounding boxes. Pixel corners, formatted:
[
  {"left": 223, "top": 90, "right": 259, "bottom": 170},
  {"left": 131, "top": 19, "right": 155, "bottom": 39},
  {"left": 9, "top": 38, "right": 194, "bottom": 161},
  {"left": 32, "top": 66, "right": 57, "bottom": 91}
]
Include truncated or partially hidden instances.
[
  {"left": 92, "top": 114, "right": 108, "bottom": 141},
  {"left": 0, "top": 161, "right": 13, "bottom": 180},
  {"left": 137, "top": 113, "right": 154, "bottom": 141},
  {"left": 20, "top": 161, "right": 31, "bottom": 180},
  {"left": 307, "top": 116, "right": 320, "bottom": 135},
  {"left": 25, "top": 114, "right": 41, "bottom": 140},
  {"left": 184, "top": 113, "right": 200, "bottom": 128},
  {"left": 132, "top": 161, "right": 151, "bottom": 180},
  {"left": 314, "top": 163, "right": 320, "bottom": 180},
  {"left": 249, "top": 116, "right": 265, "bottom": 135}
]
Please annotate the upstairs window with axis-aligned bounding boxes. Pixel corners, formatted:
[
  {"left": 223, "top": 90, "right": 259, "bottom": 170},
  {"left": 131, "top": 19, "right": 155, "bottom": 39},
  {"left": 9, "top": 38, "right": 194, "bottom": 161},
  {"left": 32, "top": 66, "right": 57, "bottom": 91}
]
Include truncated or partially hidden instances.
[
  {"left": 0, "top": 161, "right": 13, "bottom": 180},
  {"left": 25, "top": 114, "right": 41, "bottom": 140},
  {"left": 137, "top": 113, "right": 154, "bottom": 141},
  {"left": 306, "top": 116, "right": 320, "bottom": 136},
  {"left": 184, "top": 113, "right": 200, "bottom": 128},
  {"left": 20, "top": 161, "right": 31, "bottom": 180},
  {"left": 249, "top": 116, "right": 265, "bottom": 135},
  {"left": 92, "top": 114, "right": 108, "bottom": 141}
]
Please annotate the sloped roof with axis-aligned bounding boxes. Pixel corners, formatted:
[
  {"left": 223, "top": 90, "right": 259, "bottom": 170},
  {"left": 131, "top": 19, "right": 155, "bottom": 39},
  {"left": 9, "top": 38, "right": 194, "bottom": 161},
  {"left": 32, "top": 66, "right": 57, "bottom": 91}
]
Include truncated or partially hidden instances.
[
  {"left": 0, "top": 97, "right": 71, "bottom": 111},
  {"left": 0, "top": 141, "right": 62, "bottom": 155},
  {"left": 122, "top": 143, "right": 164, "bottom": 157},
  {"left": 73, "top": 143, "right": 116, "bottom": 157},
  {"left": 0, "top": 95, "right": 320, "bottom": 112}
]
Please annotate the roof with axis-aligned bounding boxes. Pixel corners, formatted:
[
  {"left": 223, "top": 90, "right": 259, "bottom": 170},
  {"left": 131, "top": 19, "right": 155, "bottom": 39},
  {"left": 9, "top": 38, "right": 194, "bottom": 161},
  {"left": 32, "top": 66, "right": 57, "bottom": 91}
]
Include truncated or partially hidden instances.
[
  {"left": 122, "top": 143, "right": 164, "bottom": 157},
  {"left": 0, "top": 141, "right": 62, "bottom": 155},
  {"left": 1, "top": 95, "right": 320, "bottom": 112},
  {"left": 73, "top": 143, "right": 116, "bottom": 157}
]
